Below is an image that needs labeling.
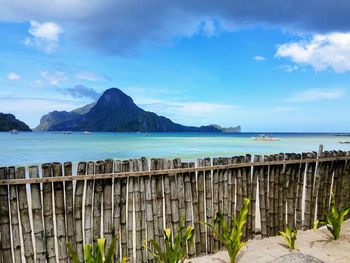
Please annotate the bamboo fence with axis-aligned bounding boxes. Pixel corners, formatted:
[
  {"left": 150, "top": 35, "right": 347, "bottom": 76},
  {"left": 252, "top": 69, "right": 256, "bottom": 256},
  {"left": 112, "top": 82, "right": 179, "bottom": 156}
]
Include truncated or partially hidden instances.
[{"left": 0, "top": 149, "right": 350, "bottom": 262}]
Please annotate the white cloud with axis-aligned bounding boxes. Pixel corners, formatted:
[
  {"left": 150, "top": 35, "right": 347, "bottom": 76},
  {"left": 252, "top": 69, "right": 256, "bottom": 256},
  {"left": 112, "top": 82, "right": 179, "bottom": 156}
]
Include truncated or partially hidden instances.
[
  {"left": 201, "top": 19, "right": 219, "bottom": 37},
  {"left": 7, "top": 72, "right": 20, "bottom": 80},
  {"left": 39, "top": 70, "right": 68, "bottom": 85},
  {"left": 279, "top": 64, "right": 298, "bottom": 72},
  {"left": 254, "top": 56, "right": 266, "bottom": 61},
  {"left": 276, "top": 32, "right": 350, "bottom": 73},
  {"left": 25, "top": 21, "right": 62, "bottom": 53},
  {"left": 75, "top": 71, "right": 104, "bottom": 81},
  {"left": 287, "top": 88, "right": 344, "bottom": 102}
]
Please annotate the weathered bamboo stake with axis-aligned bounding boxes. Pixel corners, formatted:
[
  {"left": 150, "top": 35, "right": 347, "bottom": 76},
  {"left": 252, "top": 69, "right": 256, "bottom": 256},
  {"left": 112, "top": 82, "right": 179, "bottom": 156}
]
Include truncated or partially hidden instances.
[
  {"left": 236, "top": 157, "right": 243, "bottom": 220},
  {"left": 309, "top": 152, "right": 318, "bottom": 227},
  {"left": 257, "top": 155, "right": 267, "bottom": 238},
  {"left": 74, "top": 162, "right": 86, "bottom": 262},
  {"left": 277, "top": 154, "right": 284, "bottom": 233},
  {"left": 212, "top": 158, "right": 219, "bottom": 250},
  {"left": 250, "top": 156, "right": 257, "bottom": 239},
  {"left": 284, "top": 154, "right": 293, "bottom": 228},
  {"left": 113, "top": 160, "right": 122, "bottom": 263},
  {"left": 0, "top": 234, "right": 2, "bottom": 263},
  {"left": 197, "top": 159, "right": 206, "bottom": 255},
  {"left": 155, "top": 159, "right": 165, "bottom": 255},
  {"left": 150, "top": 159, "right": 160, "bottom": 256},
  {"left": 17, "top": 167, "right": 35, "bottom": 263},
  {"left": 29, "top": 166, "right": 46, "bottom": 262},
  {"left": 241, "top": 156, "right": 248, "bottom": 241},
  {"left": 121, "top": 161, "right": 128, "bottom": 259},
  {"left": 134, "top": 159, "right": 142, "bottom": 263},
  {"left": 231, "top": 156, "right": 237, "bottom": 222},
  {"left": 332, "top": 152, "right": 341, "bottom": 206},
  {"left": 42, "top": 164, "right": 56, "bottom": 263},
  {"left": 64, "top": 162, "right": 75, "bottom": 262},
  {"left": 127, "top": 159, "right": 135, "bottom": 263},
  {"left": 204, "top": 157, "right": 213, "bottom": 253},
  {"left": 303, "top": 153, "right": 313, "bottom": 230},
  {"left": 296, "top": 153, "right": 306, "bottom": 229},
  {"left": 140, "top": 157, "right": 148, "bottom": 262},
  {"left": 53, "top": 162, "right": 69, "bottom": 263},
  {"left": 176, "top": 159, "right": 185, "bottom": 239},
  {"left": 163, "top": 159, "right": 172, "bottom": 231},
  {"left": 226, "top": 158, "right": 233, "bottom": 233},
  {"left": 103, "top": 159, "right": 113, "bottom": 253},
  {"left": 315, "top": 155, "right": 325, "bottom": 221},
  {"left": 223, "top": 158, "right": 229, "bottom": 235},
  {"left": 246, "top": 155, "right": 253, "bottom": 240},
  {"left": 144, "top": 159, "right": 155, "bottom": 263},
  {"left": 8, "top": 167, "right": 22, "bottom": 263},
  {"left": 320, "top": 152, "right": 331, "bottom": 218},
  {"left": 267, "top": 155, "right": 275, "bottom": 236},
  {"left": 93, "top": 161, "right": 104, "bottom": 247},
  {"left": 170, "top": 159, "right": 180, "bottom": 238},
  {"left": 84, "top": 161, "right": 95, "bottom": 245},
  {"left": 218, "top": 158, "right": 224, "bottom": 228},
  {"left": 183, "top": 162, "right": 194, "bottom": 257},
  {"left": 291, "top": 154, "right": 301, "bottom": 229},
  {"left": 0, "top": 167, "right": 11, "bottom": 262},
  {"left": 338, "top": 152, "right": 347, "bottom": 209},
  {"left": 189, "top": 161, "right": 198, "bottom": 257}
]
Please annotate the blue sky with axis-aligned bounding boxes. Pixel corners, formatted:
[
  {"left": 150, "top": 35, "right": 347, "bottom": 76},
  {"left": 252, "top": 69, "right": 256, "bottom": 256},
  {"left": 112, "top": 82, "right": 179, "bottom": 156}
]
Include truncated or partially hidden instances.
[{"left": 1, "top": 1, "right": 350, "bottom": 131}]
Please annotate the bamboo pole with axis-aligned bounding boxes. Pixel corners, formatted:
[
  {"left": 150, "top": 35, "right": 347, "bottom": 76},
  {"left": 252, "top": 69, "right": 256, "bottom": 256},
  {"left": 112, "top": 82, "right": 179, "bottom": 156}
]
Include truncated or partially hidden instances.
[
  {"left": 42, "top": 163, "right": 56, "bottom": 263},
  {"left": 103, "top": 159, "right": 113, "bottom": 253},
  {"left": 276, "top": 153, "right": 284, "bottom": 233},
  {"left": 127, "top": 159, "right": 135, "bottom": 263},
  {"left": 170, "top": 159, "right": 180, "bottom": 237},
  {"left": 218, "top": 158, "right": 224, "bottom": 225},
  {"left": 121, "top": 161, "right": 128, "bottom": 259},
  {"left": 303, "top": 153, "right": 313, "bottom": 230},
  {"left": 284, "top": 154, "right": 293, "bottom": 228},
  {"left": 155, "top": 159, "right": 165, "bottom": 255},
  {"left": 212, "top": 158, "right": 219, "bottom": 250},
  {"left": 295, "top": 153, "right": 306, "bottom": 229},
  {"left": 291, "top": 154, "right": 301, "bottom": 229},
  {"left": 197, "top": 159, "right": 206, "bottom": 254},
  {"left": 310, "top": 151, "right": 318, "bottom": 227},
  {"left": 267, "top": 155, "right": 275, "bottom": 236},
  {"left": 176, "top": 159, "right": 185, "bottom": 240},
  {"left": 257, "top": 155, "right": 267, "bottom": 238},
  {"left": 320, "top": 152, "right": 331, "bottom": 218},
  {"left": 85, "top": 161, "right": 95, "bottom": 245},
  {"left": 163, "top": 159, "right": 172, "bottom": 231},
  {"left": 190, "top": 162, "right": 198, "bottom": 257},
  {"left": 64, "top": 162, "right": 75, "bottom": 262},
  {"left": 240, "top": 156, "right": 248, "bottom": 240},
  {"left": 183, "top": 162, "right": 192, "bottom": 246},
  {"left": 150, "top": 159, "right": 160, "bottom": 257},
  {"left": 29, "top": 166, "right": 46, "bottom": 262},
  {"left": 204, "top": 157, "right": 213, "bottom": 253},
  {"left": 74, "top": 162, "right": 86, "bottom": 262},
  {"left": 140, "top": 157, "right": 148, "bottom": 262},
  {"left": 113, "top": 160, "right": 122, "bottom": 263},
  {"left": 226, "top": 158, "right": 233, "bottom": 233},
  {"left": 17, "top": 167, "right": 35, "bottom": 263},
  {"left": 246, "top": 155, "right": 253, "bottom": 240},
  {"left": 134, "top": 159, "right": 142, "bottom": 263},
  {"left": 223, "top": 158, "right": 229, "bottom": 235},
  {"left": 93, "top": 161, "right": 104, "bottom": 247},
  {"left": 0, "top": 167, "right": 11, "bottom": 262},
  {"left": 53, "top": 162, "right": 69, "bottom": 263},
  {"left": 8, "top": 167, "right": 21, "bottom": 263},
  {"left": 252, "top": 156, "right": 260, "bottom": 238}
]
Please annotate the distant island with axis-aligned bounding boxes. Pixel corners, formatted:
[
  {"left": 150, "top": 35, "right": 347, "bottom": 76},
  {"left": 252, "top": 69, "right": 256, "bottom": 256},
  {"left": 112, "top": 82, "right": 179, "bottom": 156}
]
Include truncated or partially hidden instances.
[
  {"left": 34, "top": 88, "right": 241, "bottom": 133},
  {"left": 0, "top": 113, "right": 31, "bottom": 132}
]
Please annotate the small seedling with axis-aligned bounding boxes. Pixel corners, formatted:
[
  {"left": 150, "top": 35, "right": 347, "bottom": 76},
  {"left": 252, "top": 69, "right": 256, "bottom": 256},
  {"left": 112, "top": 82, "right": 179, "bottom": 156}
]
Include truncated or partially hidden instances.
[
  {"left": 203, "top": 198, "right": 250, "bottom": 263},
  {"left": 314, "top": 191, "right": 350, "bottom": 240},
  {"left": 143, "top": 214, "right": 194, "bottom": 263},
  {"left": 66, "top": 233, "right": 128, "bottom": 263},
  {"left": 280, "top": 224, "right": 297, "bottom": 250}
]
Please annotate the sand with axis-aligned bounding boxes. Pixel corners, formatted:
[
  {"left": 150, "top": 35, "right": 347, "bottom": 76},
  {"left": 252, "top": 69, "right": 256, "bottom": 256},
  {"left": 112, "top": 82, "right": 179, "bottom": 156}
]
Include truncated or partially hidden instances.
[{"left": 189, "top": 219, "right": 350, "bottom": 263}]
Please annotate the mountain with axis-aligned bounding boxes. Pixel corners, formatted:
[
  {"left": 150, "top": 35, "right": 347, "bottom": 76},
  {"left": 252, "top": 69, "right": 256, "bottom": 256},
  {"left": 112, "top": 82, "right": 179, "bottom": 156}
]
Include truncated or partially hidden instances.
[
  {"left": 34, "top": 103, "right": 95, "bottom": 131},
  {"left": 37, "top": 88, "right": 240, "bottom": 132},
  {"left": 0, "top": 113, "right": 31, "bottom": 131},
  {"left": 209, "top": 124, "right": 241, "bottom": 133}
]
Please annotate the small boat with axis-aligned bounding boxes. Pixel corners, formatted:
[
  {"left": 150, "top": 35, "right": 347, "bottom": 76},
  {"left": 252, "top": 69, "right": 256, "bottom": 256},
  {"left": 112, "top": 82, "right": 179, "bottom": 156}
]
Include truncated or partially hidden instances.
[
  {"left": 63, "top": 131, "right": 72, "bottom": 134},
  {"left": 339, "top": 141, "right": 350, "bottom": 144},
  {"left": 83, "top": 131, "right": 91, "bottom": 135},
  {"left": 10, "top": 129, "right": 19, "bottom": 135},
  {"left": 252, "top": 135, "right": 280, "bottom": 141}
]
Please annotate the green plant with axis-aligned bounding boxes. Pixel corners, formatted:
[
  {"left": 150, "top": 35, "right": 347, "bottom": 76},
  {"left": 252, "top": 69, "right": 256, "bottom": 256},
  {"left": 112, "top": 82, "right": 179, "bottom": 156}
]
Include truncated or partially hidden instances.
[
  {"left": 143, "top": 214, "right": 195, "bottom": 263},
  {"left": 314, "top": 191, "right": 350, "bottom": 240},
  {"left": 65, "top": 233, "right": 128, "bottom": 263},
  {"left": 280, "top": 224, "right": 297, "bottom": 250},
  {"left": 203, "top": 198, "right": 250, "bottom": 263}
]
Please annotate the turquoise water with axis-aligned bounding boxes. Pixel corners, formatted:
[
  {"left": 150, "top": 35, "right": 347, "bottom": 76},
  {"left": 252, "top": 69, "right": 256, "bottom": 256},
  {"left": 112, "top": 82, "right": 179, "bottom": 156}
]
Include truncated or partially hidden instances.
[{"left": 0, "top": 132, "right": 350, "bottom": 166}]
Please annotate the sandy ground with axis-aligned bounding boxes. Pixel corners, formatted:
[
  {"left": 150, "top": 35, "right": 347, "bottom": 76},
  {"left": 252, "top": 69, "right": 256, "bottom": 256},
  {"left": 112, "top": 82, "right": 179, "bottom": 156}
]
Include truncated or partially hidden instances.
[{"left": 189, "top": 219, "right": 350, "bottom": 263}]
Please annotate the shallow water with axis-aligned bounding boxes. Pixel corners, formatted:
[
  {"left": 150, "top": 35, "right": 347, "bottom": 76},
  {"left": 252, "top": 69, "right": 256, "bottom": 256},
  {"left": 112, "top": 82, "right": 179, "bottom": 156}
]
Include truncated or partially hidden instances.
[{"left": 0, "top": 132, "right": 350, "bottom": 166}]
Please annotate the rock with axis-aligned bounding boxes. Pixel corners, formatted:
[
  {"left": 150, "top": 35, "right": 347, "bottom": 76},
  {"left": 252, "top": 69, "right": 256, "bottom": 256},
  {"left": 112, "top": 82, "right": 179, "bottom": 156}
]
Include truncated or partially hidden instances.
[{"left": 271, "top": 253, "right": 325, "bottom": 263}]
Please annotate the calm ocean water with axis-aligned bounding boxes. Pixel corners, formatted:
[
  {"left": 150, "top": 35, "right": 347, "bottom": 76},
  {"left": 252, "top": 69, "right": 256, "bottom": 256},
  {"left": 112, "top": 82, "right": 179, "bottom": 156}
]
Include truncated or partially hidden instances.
[{"left": 0, "top": 132, "right": 350, "bottom": 166}]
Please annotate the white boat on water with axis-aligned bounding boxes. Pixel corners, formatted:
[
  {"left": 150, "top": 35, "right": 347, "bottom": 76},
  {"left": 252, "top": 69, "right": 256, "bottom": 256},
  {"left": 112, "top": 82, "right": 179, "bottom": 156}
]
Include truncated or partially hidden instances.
[
  {"left": 251, "top": 135, "right": 280, "bottom": 141},
  {"left": 10, "top": 129, "right": 19, "bottom": 135},
  {"left": 83, "top": 131, "right": 91, "bottom": 135}
]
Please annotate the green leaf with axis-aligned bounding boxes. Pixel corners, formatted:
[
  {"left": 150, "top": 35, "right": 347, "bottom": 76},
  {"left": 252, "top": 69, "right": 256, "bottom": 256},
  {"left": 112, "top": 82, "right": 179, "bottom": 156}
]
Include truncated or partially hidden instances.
[
  {"left": 65, "top": 242, "right": 81, "bottom": 263},
  {"left": 313, "top": 220, "right": 319, "bottom": 232},
  {"left": 105, "top": 233, "right": 119, "bottom": 263}
]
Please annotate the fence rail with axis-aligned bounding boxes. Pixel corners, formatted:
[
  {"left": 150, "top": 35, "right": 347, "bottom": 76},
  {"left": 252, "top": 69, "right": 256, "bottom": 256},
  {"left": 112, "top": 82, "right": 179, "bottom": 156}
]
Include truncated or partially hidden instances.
[{"left": 0, "top": 149, "right": 350, "bottom": 263}]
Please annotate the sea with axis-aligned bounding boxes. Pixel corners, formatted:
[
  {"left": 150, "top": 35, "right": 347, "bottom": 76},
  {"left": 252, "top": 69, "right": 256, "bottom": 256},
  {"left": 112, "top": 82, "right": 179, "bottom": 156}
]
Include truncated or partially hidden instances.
[{"left": 1, "top": 132, "right": 350, "bottom": 167}]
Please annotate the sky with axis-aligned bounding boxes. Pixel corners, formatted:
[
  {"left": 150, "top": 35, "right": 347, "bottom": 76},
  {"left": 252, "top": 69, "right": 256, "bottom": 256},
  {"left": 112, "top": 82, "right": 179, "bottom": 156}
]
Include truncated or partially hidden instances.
[{"left": 0, "top": 1, "right": 350, "bottom": 132}]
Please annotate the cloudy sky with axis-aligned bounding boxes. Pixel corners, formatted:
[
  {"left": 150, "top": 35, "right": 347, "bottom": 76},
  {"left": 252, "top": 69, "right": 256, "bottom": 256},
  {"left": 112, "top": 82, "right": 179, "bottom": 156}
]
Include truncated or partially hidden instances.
[{"left": 0, "top": 0, "right": 350, "bottom": 131}]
